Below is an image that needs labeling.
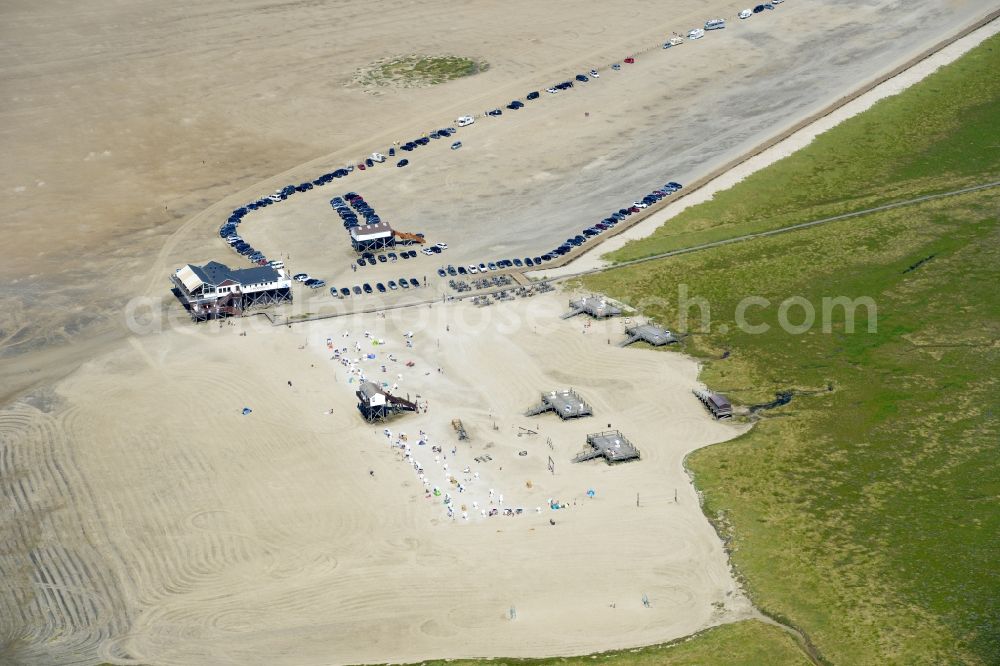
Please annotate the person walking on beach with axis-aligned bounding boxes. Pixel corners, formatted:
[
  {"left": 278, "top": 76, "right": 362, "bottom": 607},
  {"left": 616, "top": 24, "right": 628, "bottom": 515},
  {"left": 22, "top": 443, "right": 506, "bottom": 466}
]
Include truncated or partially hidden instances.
[{"left": 287, "top": 380, "right": 292, "bottom": 388}]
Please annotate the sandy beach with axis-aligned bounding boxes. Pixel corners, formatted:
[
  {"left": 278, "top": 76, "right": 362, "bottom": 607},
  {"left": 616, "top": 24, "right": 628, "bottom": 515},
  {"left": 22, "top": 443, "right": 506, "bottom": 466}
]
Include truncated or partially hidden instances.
[
  {"left": 2, "top": 0, "right": 998, "bottom": 663},
  {"left": 2, "top": 292, "right": 753, "bottom": 664}
]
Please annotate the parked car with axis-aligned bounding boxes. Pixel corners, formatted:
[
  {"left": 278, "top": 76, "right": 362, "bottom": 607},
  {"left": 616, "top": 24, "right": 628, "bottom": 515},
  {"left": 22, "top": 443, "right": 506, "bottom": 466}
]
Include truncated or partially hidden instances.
[
  {"left": 688, "top": 28, "right": 705, "bottom": 39},
  {"left": 388, "top": 280, "right": 398, "bottom": 290},
  {"left": 437, "top": 268, "right": 447, "bottom": 277},
  {"left": 486, "top": 108, "right": 502, "bottom": 116},
  {"left": 376, "top": 283, "right": 386, "bottom": 293},
  {"left": 399, "top": 279, "right": 410, "bottom": 289},
  {"left": 293, "top": 273, "right": 309, "bottom": 282},
  {"left": 352, "top": 285, "right": 362, "bottom": 295},
  {"left": 457, "top": 266, "right": 467, "bottom": 274},
  {"left": 340, "top": 287, "right": 351, "bottom": 297},
  {"left": 363, "top": 283, "right": 373, "bottom": 294},
  {"left": 397, "top": 159, "right": 409, "bottom": 167},
  {"left": 739, "top": 8, "right": 752, "bottom": 18},
  {"left": 624, "top": 57, "right": 635, "bottom": 63},
  {"left": 409, "top": 278, "right": 420, "bottom": 288},
  {"left": 611, "top": 63, "right": 621, "bottom": 70},
  {"left": 575, "top": 74, "right": 589, "bottom": 82},
  {"left": 451, "top": 141, "right": 462, "bottom": 150},
  {"left": 456, "top": 115, "right": 475, "bottom": 127},
  {"left": 436, "top": 243, "right": 448, "bottom": 250},
  {"left": 526, "top": 91, "right": 540, "bottom": 100},
  {"left": 705, "top": 18, "right": 725, "bottom": 30}
]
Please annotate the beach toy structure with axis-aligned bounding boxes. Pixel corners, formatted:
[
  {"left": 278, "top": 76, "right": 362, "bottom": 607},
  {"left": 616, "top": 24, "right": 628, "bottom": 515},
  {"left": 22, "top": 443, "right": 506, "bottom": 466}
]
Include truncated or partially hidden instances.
[
  {"left": 561, "top": 295, "right": 622, "bottom": 320},
  {"left": 524, "top": 388, "right": 592, "bottom": 420},
  {"left": 619, "top": 322, "right": 678, "bottom": 347},
  {"left": 572, "top": 430, "right": 640, "bottom": 465},
  {"left": 356, "top": 380, "right": 418, "bottom": 422}
]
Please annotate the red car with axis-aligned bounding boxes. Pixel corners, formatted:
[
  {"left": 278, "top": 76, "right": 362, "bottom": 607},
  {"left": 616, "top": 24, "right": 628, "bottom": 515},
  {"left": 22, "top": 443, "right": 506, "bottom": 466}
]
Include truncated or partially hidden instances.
[
  {"left": 629, "top": 206, "right": 641, "bottom": 213},
  {"left": 358, "top": 163, "right": 366, "bottom": 170},
  {"left": 624, "top": 57, "right": 635, "bottom": 64}
]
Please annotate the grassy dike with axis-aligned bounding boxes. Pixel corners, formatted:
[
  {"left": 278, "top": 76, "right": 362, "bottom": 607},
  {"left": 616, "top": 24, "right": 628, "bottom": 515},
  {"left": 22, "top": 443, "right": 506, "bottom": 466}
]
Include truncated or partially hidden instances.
[{"left": 582, "top": 33, "right": 1000, "bottom": 665}]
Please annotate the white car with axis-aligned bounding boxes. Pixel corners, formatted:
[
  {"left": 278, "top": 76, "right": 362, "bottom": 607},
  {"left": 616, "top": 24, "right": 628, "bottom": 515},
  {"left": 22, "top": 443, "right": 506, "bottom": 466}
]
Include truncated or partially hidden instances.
[
  {"left": 688, "top": 28, "right": 705, "bottom": 39},
  {"left": 739, "top": 8, "right": 752, "bottom": 19},
  {"left": 772, "top": 0, "right": 784, "bottom": 4},
  {"left": 546, "top": 87, "right": 558, "bottom": 94},
  {"left": 456, "top": 115, "right": 475, "bottom": 127},
  {"left": 589, "top": 69, "right": 599, "bottom": 78},
  {"left": 478, "top": 263, "right": 488, "bottom": 272},
  {"left": 633, "top": 201, "right": 649, "bottom": 209},
  {"left": 421, "top": 248, "right": 434, "bottom": 255},
  {"left": 468, "top": 265, "right": 478, "bottom": 274},
  {"left": 436, "top": 243, "right": 448, "bottom": 250}
]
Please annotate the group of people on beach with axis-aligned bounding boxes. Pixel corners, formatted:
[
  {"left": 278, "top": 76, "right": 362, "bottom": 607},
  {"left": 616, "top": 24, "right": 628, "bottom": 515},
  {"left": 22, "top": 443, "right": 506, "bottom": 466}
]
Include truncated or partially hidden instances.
[{"left": 325, "top": 326, "right": 575, "bottom": 523}]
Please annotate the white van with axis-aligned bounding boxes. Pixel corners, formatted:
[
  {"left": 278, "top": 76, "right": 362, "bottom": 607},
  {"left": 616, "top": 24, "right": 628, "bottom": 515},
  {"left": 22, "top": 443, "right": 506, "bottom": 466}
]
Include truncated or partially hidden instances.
[
  {"left": 739, "top": 9, "right": 752, "bottom": 19},
  {"left": 688, "top": 28, "right": 705, "bottom": 39},
  {"left": 456, "top": 115, "right": 475, "bottom": 127},
  {"left": 705, "top": 19, "right": 725, "bottom": 30},
  {"left": 268, "top": 260, "right": 285, "bottom": 270},
  {"left": 370, "top": 152, "right": 386, "bottom": 163}
]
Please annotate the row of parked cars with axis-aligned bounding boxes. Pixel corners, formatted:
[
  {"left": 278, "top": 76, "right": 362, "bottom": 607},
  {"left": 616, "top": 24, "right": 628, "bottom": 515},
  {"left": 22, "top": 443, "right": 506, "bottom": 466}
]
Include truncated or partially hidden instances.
[
  {"left": 354, "top": 249, "right": 424, "bottom": 267},
  {"left": 215, "top": 14, "right": 738, "bottom": 282},
  {"left": 445, "top": 182, "right": 684, "bottom": 276},
  {"left": 331, "top": 278, "right": 422, "bottom": 298},
  {"left": 331, "top": 191, "right": 380, "bottom": 230}
]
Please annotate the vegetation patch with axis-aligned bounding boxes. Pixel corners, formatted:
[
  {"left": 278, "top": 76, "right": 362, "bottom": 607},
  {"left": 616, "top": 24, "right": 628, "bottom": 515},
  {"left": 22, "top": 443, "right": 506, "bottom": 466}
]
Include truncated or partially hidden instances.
[
  {"left": 583, "top": 33, "right": 1000, "bottom": 665},
  {"left": 354, "top": 55, "right": 488, "bottom": 89}
]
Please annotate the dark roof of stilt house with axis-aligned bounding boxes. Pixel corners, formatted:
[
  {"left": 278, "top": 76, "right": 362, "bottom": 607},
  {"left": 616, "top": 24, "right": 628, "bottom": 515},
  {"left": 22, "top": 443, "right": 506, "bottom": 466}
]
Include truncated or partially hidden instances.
[
  {"left": 187, "top": 261, "right": 280, "bottom": 287},
  {"left": 621, "top": 323, "right": 678, "bottom": 347},
  {"left": 562, "top": 296, "right": 622, "bottom": 319},
  {"left": 693, "top": 388, "right": 733, "bottom": 418},
  {"left": 357, "top": 381, "right": 386, "bottom": 403}
]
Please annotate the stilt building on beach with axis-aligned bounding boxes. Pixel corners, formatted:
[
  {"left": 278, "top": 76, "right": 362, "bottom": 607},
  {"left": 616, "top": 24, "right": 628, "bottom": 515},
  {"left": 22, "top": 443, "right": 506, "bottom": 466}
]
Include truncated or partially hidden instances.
[
  {"left": 170, "top": 261, "right": 291, "bottom": 321},
  {"left": 524, "top": 389, "right": 593, "bottom": 420},
  {"left": 562, "top": 296, "right": 622, "bottom": 320},
  {"left": 573, "top": 430, "right": 640, "bottom": 464},
  {"left": 356, "top": 381, "right": 418, "bottom": 422},
  {"left": 620, "top": 323, "right": 678, "bottom": 347},
  {"left": 349, "top": 222, "right": 395, "bottom": 252},
  {"left": 693, "top": 389, "right": 733, "bottom": 419}
]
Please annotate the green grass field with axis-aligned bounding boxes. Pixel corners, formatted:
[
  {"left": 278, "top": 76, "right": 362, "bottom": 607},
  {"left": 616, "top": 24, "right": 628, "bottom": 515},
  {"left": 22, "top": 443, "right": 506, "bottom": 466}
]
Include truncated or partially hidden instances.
[
  {"left": 358, "top": 55, "right": 487, "bottom": 87},
  {"left": 581, "top": 33, "right": 1000, "bottom": 665}
]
